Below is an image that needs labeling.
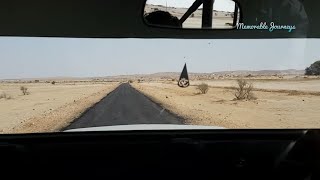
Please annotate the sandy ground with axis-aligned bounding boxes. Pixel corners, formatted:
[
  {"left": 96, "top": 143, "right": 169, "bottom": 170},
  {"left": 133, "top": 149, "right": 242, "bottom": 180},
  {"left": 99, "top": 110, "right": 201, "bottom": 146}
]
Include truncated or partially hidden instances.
[
  {"left": 183, "top": 17, "right": 233, "bottom": 28},
  {"left": 132, "top": 81, "right": 320, "bottom": 128},
  {"left": 0, "top": 82, "right": 118, "bottom": 133},
  {"left": 191, "top": 79, "right": 320, "bottom": 92}
]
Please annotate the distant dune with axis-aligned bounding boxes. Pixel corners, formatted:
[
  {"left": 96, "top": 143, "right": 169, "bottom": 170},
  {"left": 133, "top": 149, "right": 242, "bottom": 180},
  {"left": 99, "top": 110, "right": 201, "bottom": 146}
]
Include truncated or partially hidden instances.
[
  {"left": 96, "top": 69, "right": 306, "bottom": 82},
  {"left": 127, "top": 69, "right": 304, "bottom": 78},
  {"left": 1, "top": 69, "right": 305, "bottom": 82},
  {"left": 210, "top": 69, "right": 305, "bottom": 76}
]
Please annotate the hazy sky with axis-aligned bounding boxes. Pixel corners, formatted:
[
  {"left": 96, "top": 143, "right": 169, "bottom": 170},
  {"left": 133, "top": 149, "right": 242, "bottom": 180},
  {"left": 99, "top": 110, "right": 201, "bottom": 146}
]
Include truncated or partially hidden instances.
[
  {"left": 0, "top": 37, "right": 319, "bottom": 79},
  {"left": 147, "top": 0, "right": 236, "bottom": 12}
]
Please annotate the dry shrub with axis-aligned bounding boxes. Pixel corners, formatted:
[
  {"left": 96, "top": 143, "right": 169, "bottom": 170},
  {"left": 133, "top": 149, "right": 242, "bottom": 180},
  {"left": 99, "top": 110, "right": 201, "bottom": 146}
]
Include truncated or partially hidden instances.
[
  {"left": 234, "top": 79, "right": 256, "bottom": 100},
  {"left": 20, "top": 86, "right": 29, "bottom": 95},
  {"left": 287, "top": 90, "right": 301, "bottom": 96},
  {"left": 0, "top": 92, "right": 12, "bottom": 100},
  {"left": 0, "top": 92, "right": 7, "bottom": 99},
  {"left": 51, "top": 81, "right": 56, "bottom": 85},
  {"left": 196, "top": 83, "right": 209, "bottom": 94}
]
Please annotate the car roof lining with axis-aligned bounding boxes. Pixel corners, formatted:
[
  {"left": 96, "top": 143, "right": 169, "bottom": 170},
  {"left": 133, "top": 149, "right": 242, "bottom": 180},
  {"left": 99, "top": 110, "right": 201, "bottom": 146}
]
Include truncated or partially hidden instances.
[{"left": 0, "top": 0, "right": 319, "bottom": 39}]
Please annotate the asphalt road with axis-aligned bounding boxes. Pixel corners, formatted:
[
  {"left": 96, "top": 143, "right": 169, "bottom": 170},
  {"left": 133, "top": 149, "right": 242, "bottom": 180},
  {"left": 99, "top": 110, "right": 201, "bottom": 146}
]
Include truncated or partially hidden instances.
[{"left": 64, "top": 83, "right": 184, "bottom": 130}]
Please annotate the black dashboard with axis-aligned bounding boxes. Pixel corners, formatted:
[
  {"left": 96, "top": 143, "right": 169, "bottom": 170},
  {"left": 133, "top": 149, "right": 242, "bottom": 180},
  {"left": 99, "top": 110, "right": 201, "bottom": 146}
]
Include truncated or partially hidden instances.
[{"left": 1, "top": 129, "right": 319, "bottom": 179}]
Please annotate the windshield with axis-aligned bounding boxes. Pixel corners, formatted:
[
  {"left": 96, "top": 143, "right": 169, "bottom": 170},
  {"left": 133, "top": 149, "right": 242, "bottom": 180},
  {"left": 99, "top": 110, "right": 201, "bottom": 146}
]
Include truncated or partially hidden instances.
[
  {"left": 0, "top": 37, "right": 319, "bottom": 133},
  {"left": 0, "top": 0, "right": 319, "bottom": 134}
]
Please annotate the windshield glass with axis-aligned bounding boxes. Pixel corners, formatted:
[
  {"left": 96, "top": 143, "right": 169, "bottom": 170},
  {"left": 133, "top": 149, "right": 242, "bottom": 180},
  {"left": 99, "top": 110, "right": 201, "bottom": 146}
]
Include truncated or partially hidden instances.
[{"left": 0, "top": 37, "right": 319, "bottom": 133}]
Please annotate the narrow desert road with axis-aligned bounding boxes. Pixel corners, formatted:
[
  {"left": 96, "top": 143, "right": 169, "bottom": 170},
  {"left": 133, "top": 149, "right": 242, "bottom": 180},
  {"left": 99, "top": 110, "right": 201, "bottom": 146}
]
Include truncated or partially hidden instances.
[{"left": 64, "top": 83, "right": 184, "bottom": 130}]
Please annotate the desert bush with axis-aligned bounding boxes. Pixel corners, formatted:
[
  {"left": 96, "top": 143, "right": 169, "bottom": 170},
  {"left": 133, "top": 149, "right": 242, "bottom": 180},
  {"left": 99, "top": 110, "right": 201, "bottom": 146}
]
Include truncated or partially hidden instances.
[
  {"left": 20, "top": 86, "right": 29, "bottom": 95},
  {"left": 234, "top": 79, "right": 256, "bottom": 100},
  {"left": 1, "top": 92, "right": 12, "bottom": 100},
  {"left": 128, "top": 80, "right": 133, "bottom": 83},
  {"left": 196, "top": 83, "right": 209, "bottom": 94},
  {"left": 6, "top": 95, "right": 12, "bottom": 100},
  {"left": 191, "top": 13, "right": 194, "bottom": 17},
  {"left": 0, "top": 92, "right": 7, "bottom": 99},
  {"left": 51, "top": 81, "right": 56, "bottom": 85},
  {"left": 305, "top": 60, "right": 320, "bottom": 75}
]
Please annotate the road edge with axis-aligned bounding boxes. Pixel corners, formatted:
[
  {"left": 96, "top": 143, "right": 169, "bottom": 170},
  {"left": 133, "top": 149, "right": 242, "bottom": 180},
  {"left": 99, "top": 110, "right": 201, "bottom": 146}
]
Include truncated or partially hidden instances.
[
  {"left": 129, "top": 83, "right": 186, "bottom": 125},
  {"left": 60, "top": 83, "right": 123, "bottom": 131}
]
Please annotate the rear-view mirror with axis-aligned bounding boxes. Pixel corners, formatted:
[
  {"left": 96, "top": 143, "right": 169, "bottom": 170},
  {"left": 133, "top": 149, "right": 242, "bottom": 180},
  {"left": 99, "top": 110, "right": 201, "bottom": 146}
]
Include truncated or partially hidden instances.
[{"left": 144, "top": 0, "right": 240, "bottom": 29}]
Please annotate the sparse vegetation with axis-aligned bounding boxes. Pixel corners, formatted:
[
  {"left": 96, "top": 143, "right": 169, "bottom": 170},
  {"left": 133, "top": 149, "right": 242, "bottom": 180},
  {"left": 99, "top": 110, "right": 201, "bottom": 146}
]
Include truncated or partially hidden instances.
[
  {"left": 234, "top": 79, "right": 256, "bottom": 100},
  {"left": 0, "top": 92, "right": 7, "bottom": 99},
  {"left": 0, "top": 92, "right": 12, "bottom": 100},
  {"left": 128, "top": 80, "right": 133, "bottom": 83},
  {"left": 6, "top": 95, "right": 13, "bottom": 100},
  {"left": 305, "top": 60, "right": 320, "bottom": 75},
  {"left": 20, "top": 86, "right": 29, "bottom": 95},
  {"left": 196, "top": 83, "right": 209, "bottom": 94},
  {"left": 51, "top": 81, "right": 56, "bottom": 85}
]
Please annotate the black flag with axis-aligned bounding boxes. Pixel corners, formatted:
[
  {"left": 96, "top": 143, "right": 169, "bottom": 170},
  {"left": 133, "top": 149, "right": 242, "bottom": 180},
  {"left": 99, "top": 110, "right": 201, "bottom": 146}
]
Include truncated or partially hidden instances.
[{"left": 178, "top": 63, "right": 190, "bottom": 88}]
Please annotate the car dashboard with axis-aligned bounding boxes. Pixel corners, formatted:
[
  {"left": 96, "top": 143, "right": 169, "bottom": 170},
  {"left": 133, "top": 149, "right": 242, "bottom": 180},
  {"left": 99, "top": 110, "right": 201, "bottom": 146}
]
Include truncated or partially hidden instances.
[{"left": 1, "top": 129, "right": 319, "bottom": 180}]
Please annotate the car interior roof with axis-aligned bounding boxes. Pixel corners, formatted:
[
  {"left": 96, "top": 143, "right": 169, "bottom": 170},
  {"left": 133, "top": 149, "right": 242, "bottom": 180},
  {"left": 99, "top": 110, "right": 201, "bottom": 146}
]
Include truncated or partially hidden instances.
[{"left": 0, "top": 0, "right": 319, "bottom": 39}]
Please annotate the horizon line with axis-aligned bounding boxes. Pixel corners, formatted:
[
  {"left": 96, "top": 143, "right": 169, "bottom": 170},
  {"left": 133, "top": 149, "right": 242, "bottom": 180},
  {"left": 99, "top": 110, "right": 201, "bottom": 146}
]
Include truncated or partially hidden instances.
[{"left": 0, "top": 69, "right": 305, "bottom": 80}]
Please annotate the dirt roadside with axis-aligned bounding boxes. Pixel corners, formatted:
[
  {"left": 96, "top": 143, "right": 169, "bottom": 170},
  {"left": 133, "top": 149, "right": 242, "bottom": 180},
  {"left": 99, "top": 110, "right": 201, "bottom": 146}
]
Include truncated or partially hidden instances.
[
  {"left": 132, "top": 82, "right": 320, "bottom": 129},
  {"left": 0, "top": 83, "right": 118, "bottom": 133}
]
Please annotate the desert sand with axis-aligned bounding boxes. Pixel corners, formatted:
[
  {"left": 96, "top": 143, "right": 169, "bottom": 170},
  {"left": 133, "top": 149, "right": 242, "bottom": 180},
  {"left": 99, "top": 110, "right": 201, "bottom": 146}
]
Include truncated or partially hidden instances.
[
  {"left": 192, "top": 79, "right": 320, "bottom": 92},
  {"left": 0, "top": 82, "right": 117, "bottom": 133},
  {"left": 132, "top": 80, "right": 320, "bottom": 128},
  {"left": 1, "top": 73, "right": 319, "bottom": 132}
]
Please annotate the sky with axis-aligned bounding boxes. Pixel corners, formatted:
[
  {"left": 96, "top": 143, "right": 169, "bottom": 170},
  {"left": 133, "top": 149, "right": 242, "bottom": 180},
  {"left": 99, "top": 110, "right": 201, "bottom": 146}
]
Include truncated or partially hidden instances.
[
  {"left": 0, "top": 37, "right": 319, "bottom": 79},
  {"left": 147, "top": 0, "right": 236, "bottom": 12}
]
